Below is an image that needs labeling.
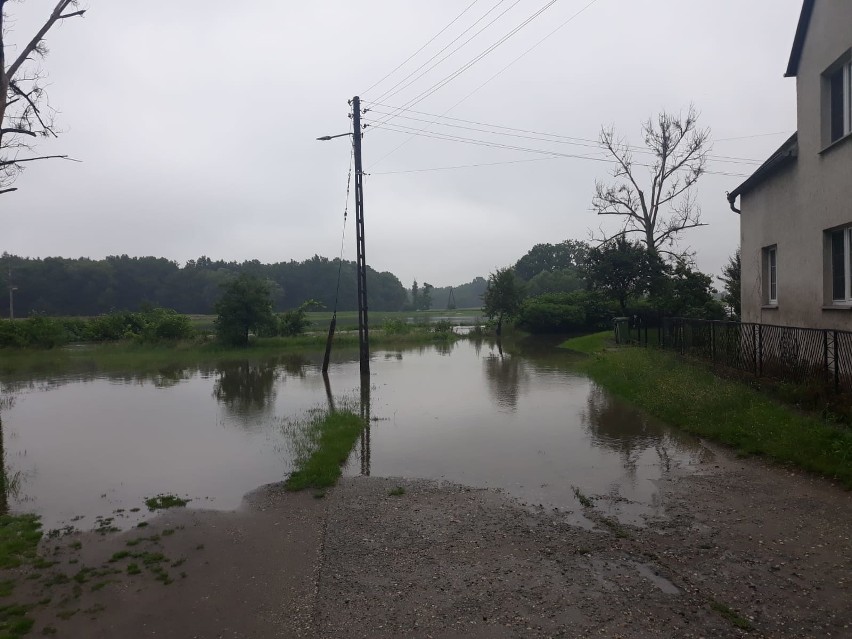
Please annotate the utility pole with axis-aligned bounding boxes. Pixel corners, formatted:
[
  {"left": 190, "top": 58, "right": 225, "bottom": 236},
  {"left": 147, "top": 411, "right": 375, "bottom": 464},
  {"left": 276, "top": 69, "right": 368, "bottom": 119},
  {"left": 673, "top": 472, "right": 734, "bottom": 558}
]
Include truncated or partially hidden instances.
[
  {"left": 317, "top": 97, "right": 370, "bottom": 376},
  {"left": 351, "top": 96, "right": 370, "bottom": 376}
]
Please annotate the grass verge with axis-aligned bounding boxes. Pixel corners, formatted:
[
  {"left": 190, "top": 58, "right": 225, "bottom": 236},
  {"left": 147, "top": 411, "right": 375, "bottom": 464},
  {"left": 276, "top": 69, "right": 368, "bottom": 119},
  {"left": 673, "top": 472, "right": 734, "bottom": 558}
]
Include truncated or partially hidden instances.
[
  {"left": 572, "top": 343, "right": 852, "bottom": 487},
  {"left": 284, "top": 409, "right": 365, "bottom": 491},
  {"left": 559, "top": 331, "right": 614, "bottom": 354}
]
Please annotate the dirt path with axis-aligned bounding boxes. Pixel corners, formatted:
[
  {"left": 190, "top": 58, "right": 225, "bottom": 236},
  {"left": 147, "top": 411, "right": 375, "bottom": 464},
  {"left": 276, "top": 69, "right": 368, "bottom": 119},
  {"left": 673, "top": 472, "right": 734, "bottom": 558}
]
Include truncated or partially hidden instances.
[{"left": 12, "top": 444, "right": 852, "bottom": 638}]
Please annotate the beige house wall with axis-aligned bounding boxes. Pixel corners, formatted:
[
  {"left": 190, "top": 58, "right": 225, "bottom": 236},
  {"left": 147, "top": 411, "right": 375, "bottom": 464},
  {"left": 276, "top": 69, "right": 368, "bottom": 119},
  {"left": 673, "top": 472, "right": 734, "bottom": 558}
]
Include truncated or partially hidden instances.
[{"left": 740, "top": 0, "right": 852, "bottom": 331}]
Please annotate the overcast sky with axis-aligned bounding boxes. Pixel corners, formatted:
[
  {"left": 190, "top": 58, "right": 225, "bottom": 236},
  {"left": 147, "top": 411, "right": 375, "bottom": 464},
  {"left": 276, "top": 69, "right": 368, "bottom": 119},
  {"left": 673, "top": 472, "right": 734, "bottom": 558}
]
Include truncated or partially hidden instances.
[{"left": 3, "top": 0, "right": 802, "bottom": 288}]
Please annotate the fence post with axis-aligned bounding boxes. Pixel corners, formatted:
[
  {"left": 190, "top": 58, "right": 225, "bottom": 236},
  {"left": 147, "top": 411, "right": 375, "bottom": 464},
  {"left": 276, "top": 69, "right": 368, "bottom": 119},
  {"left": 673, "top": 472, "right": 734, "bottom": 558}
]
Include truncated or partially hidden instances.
[
  {"left": 752, "top": 324, "right": 758, "bottom": 376},
  {"left": 758, "top": 324, "right": 763, "bottom": 377},
  {"left": 823, "top": 330, "right": 829, "bottom": 387},
  {"left": 711, "top": 321, "right": 716, "bottom": 365},
  {"left": 834, "top": 330, "right": 840, "bottom": 393},
  {"left": 644, "top": 320, "right": 648, "bottom": 347}
]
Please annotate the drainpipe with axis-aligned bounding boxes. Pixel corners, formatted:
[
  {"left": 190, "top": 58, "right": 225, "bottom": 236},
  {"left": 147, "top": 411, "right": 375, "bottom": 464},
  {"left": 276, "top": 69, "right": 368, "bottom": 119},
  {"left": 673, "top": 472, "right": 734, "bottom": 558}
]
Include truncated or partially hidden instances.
[{"left": 726, "top": 192, "right": 741, "bottom": 214}]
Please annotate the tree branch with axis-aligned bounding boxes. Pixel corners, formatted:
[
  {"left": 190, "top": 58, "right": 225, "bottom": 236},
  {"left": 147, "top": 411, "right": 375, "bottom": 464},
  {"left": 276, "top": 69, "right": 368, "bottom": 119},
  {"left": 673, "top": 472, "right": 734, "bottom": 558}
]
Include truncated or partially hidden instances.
[
  {"left": 7, "top": 1, "right": 84, "bottom": 80},
  {"left": 1, "top": 128, "right": 37, "bottom": 137},
  {"left": 0, "top": 154, "right": 77, "bottom": 167}
]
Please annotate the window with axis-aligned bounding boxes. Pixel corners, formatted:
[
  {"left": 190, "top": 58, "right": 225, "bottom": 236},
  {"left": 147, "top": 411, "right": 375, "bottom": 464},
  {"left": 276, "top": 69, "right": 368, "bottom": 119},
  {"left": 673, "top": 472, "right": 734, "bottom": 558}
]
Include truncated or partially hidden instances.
[
  {"left": 830, "top": 226, "right": 852, "bottom": 303},
  {"left": 764, "top": 246, "right": 778, "bottom": 305},
  {"left": 828, "top": 60, "right": 852, "bottom": 143}
]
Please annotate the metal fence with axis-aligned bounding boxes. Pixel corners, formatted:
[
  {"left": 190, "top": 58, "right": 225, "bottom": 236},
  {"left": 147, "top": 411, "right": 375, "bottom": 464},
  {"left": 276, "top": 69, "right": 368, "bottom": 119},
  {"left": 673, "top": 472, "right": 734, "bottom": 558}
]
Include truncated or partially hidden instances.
[{"left": 614, "top": 316, "right": 852, "bottom": 393}]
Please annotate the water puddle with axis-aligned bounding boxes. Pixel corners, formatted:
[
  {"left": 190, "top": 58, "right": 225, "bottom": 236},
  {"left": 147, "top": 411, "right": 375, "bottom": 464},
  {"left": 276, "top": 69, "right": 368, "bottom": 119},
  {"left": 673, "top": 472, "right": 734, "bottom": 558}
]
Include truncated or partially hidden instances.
[{"left": 0, "top": 338, "right": 712, "bottom": 532}]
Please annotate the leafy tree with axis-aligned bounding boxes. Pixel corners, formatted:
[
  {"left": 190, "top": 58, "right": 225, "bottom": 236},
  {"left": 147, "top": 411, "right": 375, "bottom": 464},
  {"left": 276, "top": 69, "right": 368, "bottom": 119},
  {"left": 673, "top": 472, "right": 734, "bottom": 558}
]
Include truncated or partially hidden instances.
[
  {"left": 482, "top": 268, "right": 525, "bottom": 336},
  {"left": 420, "top": 283, "right": 433, "bottom": 311},
  {"left": 525, "top": 268, "right": 584, "bottom": 297},
  {"left": 514, "top": 240, "right": 589, "bottom": 281},
  {"left": 410, "top": 280, "right": 419, "bottom": 311},
  {"left": 585, "top": 237, "right": 654, "bottom": 312},
  {"left": 214, "top": 274, "right": 275, "bottom": 346},
  {"left": 651, "top": 259, "right": 726, "bottom": 320},
  {"left": 592, "top": 106, "right": 709, "bottom": 257},
  {"left": 277, "top": 299, "right": 322, "bottom": 337},
  {"left": 1, "top": 1, "right": 86, "bottom": 196},
  {"left": 720, "top": 249, "right": 741, "bottom": 318}
]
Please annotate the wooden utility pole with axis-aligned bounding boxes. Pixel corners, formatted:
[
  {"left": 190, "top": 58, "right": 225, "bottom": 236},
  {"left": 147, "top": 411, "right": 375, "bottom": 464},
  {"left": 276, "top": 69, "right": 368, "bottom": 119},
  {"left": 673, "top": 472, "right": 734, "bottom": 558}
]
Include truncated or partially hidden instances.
[{"left": 352, "top": 96, "right": 370, "bottom": 376}]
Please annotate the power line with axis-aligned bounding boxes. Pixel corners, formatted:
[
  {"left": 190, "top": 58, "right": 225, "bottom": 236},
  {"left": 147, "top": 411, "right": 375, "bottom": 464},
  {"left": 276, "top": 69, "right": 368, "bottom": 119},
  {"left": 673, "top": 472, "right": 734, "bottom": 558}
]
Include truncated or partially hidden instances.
[
  {"left": 715, "top": 131, "right": 792, "bottom": 142},
  {"left": 361, "top": 0, "right": 483, "bottom": 98},
  {"left": 364, "top": 0, "right": 602, "bottom": 168},
  {"left": 370, "top": 0, "right": 518, "bottom": 106},
  {"left": 368, "top": 122, "right": 750, "bottom": 177},
  {"left": 364, "top": 109, "right": 763, "bottom": 165},
  {"left": 370, "top": 156, "right": 559, "bottom": 175},
  {"left": 370, "top": 0, "right": 562, "bottom": 130}
]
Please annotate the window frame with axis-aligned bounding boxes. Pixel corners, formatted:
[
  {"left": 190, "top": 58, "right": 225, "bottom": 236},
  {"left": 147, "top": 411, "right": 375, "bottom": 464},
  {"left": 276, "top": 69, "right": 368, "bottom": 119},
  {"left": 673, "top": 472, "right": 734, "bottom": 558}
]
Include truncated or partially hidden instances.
[
  {"left": 824, "top": 54, "right": 852, "bottom": 146},
  {"left": 764, "top": 245, "right": 778, "bottom": 306},
  {"left": 830, "top": 226, "right": 852, "bottom": 305}
]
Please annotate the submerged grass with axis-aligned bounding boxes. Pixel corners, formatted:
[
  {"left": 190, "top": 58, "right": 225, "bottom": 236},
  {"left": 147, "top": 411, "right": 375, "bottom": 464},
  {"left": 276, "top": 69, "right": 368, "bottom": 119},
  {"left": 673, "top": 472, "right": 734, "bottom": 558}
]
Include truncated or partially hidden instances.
[
  {"left": 284, "top": 408, "right": 365, "bottom": 491},
  {"left": 571, "top": 341, "right": 852, "bottom": 487}
]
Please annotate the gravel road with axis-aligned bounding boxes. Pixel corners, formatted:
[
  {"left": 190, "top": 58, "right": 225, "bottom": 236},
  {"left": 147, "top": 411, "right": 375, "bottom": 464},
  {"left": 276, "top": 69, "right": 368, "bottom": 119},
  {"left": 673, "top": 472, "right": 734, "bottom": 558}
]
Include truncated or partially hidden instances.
[{"left": 14, "top": 442, "right": 852, "bottom": 638}]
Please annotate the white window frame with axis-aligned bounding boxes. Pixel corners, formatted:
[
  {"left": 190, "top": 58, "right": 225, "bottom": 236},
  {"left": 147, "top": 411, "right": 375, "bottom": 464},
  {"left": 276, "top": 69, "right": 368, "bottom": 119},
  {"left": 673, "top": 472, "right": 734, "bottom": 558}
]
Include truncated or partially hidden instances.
[
  {"left": 768, "top": 247, "right": 777, "bottom": 304},
  {"left": 830, "top": 226, "right": 852, "bottom": 304},
  {"left": 764, "top": 246, "right": 778, "bottom": 305}
]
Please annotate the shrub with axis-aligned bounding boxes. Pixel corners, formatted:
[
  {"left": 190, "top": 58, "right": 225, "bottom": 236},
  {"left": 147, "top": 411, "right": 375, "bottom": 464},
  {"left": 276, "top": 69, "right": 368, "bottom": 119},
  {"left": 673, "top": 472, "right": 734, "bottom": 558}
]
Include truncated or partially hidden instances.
[
  {"left": 19, "top": 315, "right": 66, "bottom": 348},
  {"left": 516, "top": 291, "right": 618, "bottom": 334},
  {"left": 382, "top": 318, "right": 412, "bottom": 335}
]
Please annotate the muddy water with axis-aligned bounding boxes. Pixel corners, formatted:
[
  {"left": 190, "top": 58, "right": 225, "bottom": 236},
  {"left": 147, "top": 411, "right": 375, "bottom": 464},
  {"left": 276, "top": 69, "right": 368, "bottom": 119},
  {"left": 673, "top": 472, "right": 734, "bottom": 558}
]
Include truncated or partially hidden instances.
[{"left": 0, "top": 338, "right": 711, "bottom": 532}]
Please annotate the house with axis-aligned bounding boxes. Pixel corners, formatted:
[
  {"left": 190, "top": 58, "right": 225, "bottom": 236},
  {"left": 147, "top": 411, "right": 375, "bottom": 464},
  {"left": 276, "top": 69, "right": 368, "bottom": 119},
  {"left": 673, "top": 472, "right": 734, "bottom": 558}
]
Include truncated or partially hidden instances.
[{"left": 727, "top": 0, "right": 852, "bottom": 330}]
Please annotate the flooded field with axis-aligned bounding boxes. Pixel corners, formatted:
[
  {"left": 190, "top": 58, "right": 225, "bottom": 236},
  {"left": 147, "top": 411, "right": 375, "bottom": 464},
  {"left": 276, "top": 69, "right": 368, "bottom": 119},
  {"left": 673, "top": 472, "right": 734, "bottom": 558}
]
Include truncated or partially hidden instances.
[{"left": 0, "top": 338, "right": 711, "bottom": 532}]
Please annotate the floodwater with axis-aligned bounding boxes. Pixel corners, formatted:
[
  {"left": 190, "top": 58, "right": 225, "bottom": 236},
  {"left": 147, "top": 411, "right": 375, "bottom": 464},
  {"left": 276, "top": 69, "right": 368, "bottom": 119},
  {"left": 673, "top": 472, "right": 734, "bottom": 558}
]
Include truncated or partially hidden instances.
[{"left": 0, "top": 338, "right": 712, "bottom": 532}]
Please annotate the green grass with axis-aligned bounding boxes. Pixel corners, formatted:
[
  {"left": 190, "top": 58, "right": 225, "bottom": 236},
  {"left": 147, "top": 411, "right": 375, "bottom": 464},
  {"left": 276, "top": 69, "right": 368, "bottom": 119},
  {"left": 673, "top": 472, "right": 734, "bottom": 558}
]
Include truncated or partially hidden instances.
[
  {"left": 559, "top": 331, "right": 615, "bottom": 354},
  {"left": 284, "top": 409, "right": 365, "bottom": 491},
  {"left": 577, "top": 346, "right": 852, "bottom": 487},
  {"left": 0, "top": 516, "right": 42, "bottom": 570},
  {"left": 144, "top": 495, "right": 190, "bottom": 511},
  {"left": 387, "top": 486, "right": 406, "bottom": 497}
]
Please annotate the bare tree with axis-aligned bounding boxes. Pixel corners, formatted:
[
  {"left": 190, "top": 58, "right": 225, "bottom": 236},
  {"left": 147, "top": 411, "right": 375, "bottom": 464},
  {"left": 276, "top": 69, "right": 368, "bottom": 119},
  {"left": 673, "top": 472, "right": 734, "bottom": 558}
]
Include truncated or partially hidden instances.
[
  {"left": 0, "top": 0, "right": 86, "bottom": 196},
  {"left": 592, "top": 106, "right": 710, "bottom": 257}
]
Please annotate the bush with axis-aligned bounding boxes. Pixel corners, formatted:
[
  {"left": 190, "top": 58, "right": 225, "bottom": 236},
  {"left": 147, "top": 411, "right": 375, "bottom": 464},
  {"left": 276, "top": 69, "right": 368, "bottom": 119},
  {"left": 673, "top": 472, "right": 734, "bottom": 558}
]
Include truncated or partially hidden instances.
[
  {"left": 382, "top": 318, "right": 412, "bottom": 335},
  {"left": 516, "top": 291, "right": 618, "bottom": 334},
  {"left": 0, "top": 321, "right": 24, "bottom": 348},
  {"left": 20, "top": 315, "right": 67, "bottom": 348}
]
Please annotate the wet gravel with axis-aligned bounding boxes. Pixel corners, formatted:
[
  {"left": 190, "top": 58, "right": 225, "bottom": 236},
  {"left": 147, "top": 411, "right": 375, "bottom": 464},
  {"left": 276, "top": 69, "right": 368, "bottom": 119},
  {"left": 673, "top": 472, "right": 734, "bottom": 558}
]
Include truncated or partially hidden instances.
[
  {"left": 14, "top": 443, "right": 852, "bottom": 638},
  {"left": 316, "top": 448, "right": 851, "bottom": 638}
]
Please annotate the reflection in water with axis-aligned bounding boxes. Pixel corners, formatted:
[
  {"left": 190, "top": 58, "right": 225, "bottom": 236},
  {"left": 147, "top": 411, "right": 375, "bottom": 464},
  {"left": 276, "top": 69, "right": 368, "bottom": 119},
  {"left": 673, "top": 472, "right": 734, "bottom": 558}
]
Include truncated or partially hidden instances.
[
  {"left": 482, "top": 345, "right": 529, "bottom": 411},
  {"left": 360, "top": 376, "right": 371, "bottom": 476},
  {"left": 213, "top": 361, "right": 279, "bottom": 417},
  {"left": 583, "top": 384, "right": 707, "bottom": 484},
  {"left": 0, "top": 338, "right": 712, "bottom": 531}
]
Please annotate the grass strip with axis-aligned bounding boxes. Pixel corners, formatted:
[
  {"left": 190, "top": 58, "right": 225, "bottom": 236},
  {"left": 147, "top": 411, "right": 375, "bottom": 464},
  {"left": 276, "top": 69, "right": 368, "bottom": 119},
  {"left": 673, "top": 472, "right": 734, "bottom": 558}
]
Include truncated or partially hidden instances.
[
  {"left": 285, "top": 410, "right": 365, "bottom": 491},
  {"left": 564, "top": 337, "right": 852, "bottom": 487},
  {"left": 558, "top": 331, "right": 614, "bottom": 354}
]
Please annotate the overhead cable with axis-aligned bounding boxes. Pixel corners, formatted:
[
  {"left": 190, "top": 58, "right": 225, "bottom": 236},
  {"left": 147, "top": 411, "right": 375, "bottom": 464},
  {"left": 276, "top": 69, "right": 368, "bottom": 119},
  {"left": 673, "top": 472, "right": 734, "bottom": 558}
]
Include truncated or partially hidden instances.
[
  {"left": 365, "top": 0, "right": 601, "bottom": 168},
  {"left": 365, "top": 109, "right": 763, "bottom": 165},
  {"left": 369, "top": 0, "right": 561, "bottom": 130},
  {"left": 368, "top": 122, "right": 750, "bottom": 178},
  {"left": 361, "top": 0, "right": 484, "bottom": 98},
  {"left": 369, "top": 0, "right": 517, "bottom": 106}
]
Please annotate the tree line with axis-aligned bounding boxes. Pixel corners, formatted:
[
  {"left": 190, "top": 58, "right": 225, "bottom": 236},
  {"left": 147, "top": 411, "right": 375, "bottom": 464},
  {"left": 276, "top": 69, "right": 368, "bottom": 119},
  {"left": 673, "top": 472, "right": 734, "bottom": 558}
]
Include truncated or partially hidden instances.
[{"left": 0, "top": 253, "right": 409, "bottom": 317}]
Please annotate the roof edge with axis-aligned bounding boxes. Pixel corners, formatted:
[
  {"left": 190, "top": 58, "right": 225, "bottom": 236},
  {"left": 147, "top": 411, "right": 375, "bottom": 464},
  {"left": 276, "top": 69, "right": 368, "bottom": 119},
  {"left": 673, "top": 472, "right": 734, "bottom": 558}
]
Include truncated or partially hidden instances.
[
  {"left": 727, "top": 133, "right": 799, "bottom": 209},
  {"left": 785, "top": 0, "right": 815, "bottom": 77}
]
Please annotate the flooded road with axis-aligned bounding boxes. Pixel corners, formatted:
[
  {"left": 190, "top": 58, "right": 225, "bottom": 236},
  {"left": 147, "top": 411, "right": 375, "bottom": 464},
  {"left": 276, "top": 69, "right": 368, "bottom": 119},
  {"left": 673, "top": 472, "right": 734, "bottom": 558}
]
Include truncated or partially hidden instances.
[{"left": 0, "top": 338, "right": 711, "bottom": 531}]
